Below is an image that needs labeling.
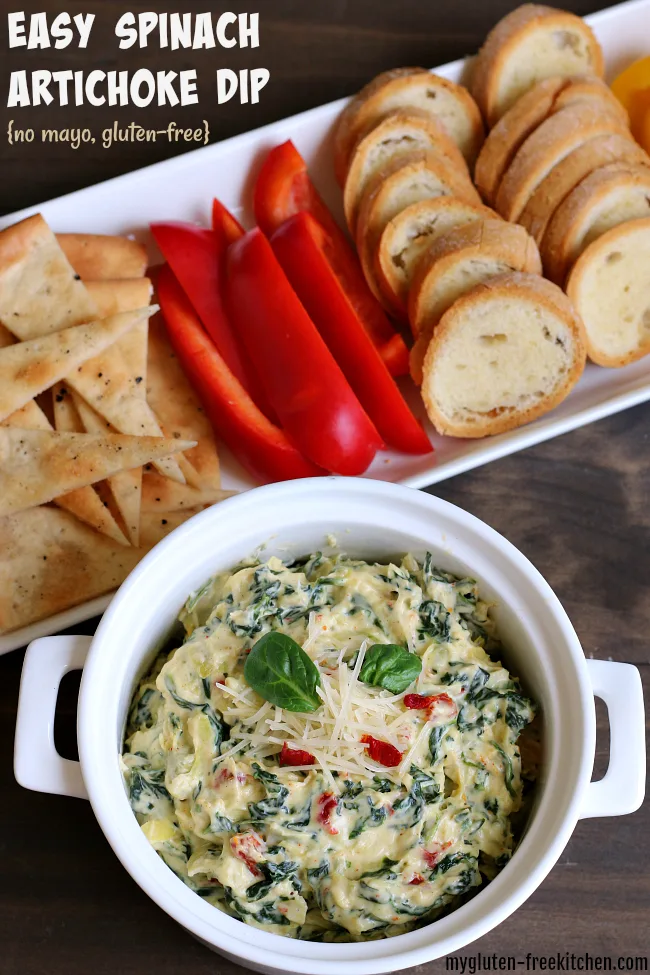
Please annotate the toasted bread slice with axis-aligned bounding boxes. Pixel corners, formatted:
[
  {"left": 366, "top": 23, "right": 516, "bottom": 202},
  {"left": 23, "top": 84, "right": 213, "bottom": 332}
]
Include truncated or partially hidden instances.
[
  {"left": 343, "top": 110, "right": 472, "bottom": 235},
  {"left": 408, "top": 220, "right": 542, "bottom": 384},
  {"left": 520, "top": 133, "right": 649, "bottom": 245},
  {"left": 541, "top": 163, "right": 650, "bottom": 284},
  {"left": 354, "top": 151, "right": 482, "bottom": 304},
  {"left": 566, "top": 217, "right": 650, "bottom": 367},
  {"left": 420, "top": 271, "right": 587, "bottom": 437},
  {"left": 333, "top": 68, "right": 424, "bottom": 184},
  {"left": 551, "top": 75, "right": 629, "bottom": 125},
  {"left": 334, "top": 69, "right": 484, "bottom": 184},
  {"left": 470, "top": 4, "right": 604, "bottom": 127},
  {"left": 495, "top": 102, "right": 629, "bottom": 222},
  {"left": 376, "top": 197, "right": 498, "bottom": 316},
  {"left": 474, "top": 77, "right": 567, "bottom": 205}
]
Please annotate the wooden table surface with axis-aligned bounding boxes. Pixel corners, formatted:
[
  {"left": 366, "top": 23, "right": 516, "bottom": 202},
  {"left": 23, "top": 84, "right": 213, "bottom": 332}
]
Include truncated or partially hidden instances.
[{"left": 1, "top": 2, "right": 648, "bottom": 973}]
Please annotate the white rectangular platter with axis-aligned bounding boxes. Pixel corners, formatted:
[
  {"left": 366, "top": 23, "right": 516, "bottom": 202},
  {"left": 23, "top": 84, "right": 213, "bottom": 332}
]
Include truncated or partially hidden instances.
[{"left": 1, "top": 0, "right": 649, "bottom": 654}]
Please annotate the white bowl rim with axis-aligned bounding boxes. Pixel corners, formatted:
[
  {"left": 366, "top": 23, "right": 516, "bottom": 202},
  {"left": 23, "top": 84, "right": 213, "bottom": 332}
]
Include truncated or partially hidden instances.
[{"left": 78, "top": 477, "right": 595, "bottom": 975}]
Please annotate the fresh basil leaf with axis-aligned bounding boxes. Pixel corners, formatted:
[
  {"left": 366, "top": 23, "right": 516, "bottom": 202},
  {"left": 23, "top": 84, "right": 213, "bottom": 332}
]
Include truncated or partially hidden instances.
[
  {"left": 244, "top": 632, "right": 321, "bottom": 712},
  {"left": 359, "top": 643, "right": 422, "bottom": 694}
]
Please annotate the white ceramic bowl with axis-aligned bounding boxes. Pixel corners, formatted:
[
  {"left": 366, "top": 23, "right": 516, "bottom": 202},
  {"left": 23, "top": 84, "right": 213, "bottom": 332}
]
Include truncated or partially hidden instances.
[{"left": 14, "top": 478, "right": 646, "bottom": 975}]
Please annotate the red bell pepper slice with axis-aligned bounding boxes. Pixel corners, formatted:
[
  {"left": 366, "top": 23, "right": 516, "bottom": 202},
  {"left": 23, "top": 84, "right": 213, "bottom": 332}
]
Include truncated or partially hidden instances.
[
  {"left": 271, "top": 213, "right": 432, "bottom": 455},
  {"left": 279, "top": 742, "right": 316, "bottom": 766},
  {"left": 226, "top": 228, "right": 382, "bottom": 476},
  {"left": 151, "top": 222, "right": 247, "bottom": 383},
  {"left": 253, "top": 140, "right": 409, "bottom": 377},
  {"left": 212, "top": 197, "right": 245, "bottom": 244},
  {"left": 157, "top": 263, "right": 324, "bottom": 484},
  {"left": 361, "top": 734, "right": 404, "bottom": 768}
]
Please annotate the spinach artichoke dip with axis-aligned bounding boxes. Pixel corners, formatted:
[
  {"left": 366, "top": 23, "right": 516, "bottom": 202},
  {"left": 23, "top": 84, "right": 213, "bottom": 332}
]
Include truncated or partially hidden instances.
[{"left": 122, "top": 551, "right": 537, "bottom": 941}]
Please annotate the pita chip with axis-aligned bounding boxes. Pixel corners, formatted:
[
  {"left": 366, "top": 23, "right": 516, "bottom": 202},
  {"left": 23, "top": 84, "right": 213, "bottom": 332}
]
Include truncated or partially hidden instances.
[
  {"left": 0, "top": 308, "right": 153, "bottom": 423},
  {"left": 2, "top": 395, "right": 129, "bottom": 546},
  {"left": 0, "top": 214, "right": 98, "bottom": 338},
  {"left": 0, "top": 506, "right": 144, "bottom": 634},
  {"left": 57, "top": 233, "right": 148, "bottom": 280},
  {"left": 142, "top": 471, "right": 235, "bottom": 512},
  {"left": 0, "top": 428, "right": 195, "bottom": 517},
  {"left": 147, "top": 312, "right": 221, "bottom": 489},
  {"left": 0, "top": 504, "right": 206, "bottom": 634},
  {"left": 0, "top": 216, "right": 182, "bottom": 482},
  {"left": 85, "top": 278, "right": 153, "bottom": 317},
  {"left": 73, "top": 392, "right": 144, "bottom": 546}
]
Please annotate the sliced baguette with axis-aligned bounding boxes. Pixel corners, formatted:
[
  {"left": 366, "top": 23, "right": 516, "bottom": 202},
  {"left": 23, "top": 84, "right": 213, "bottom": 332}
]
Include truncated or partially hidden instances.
[
  {"left": 334, "top": 69, "right": 484, "bottom": 184},
  {"left": 470, "top": 4, "right": 604, "bottom": 126},
  {"left": 541, "top": 163, "right": 650, "bottom": 284},
  {"left": 474, "top": 76, "right": 566, "bottom": 205},
  {"left": 420, "top": 271, "right": 587, "bottom": 437},
  {"left": 495, "top": 102, "right": 629, "bottom": 222},
  {"left": 376, "top": 197, "right": 498, "bottom": 316},
  {"left": 520, "top": 132, "right": 650, "bottom": 245},
  {"left": 333, "top": 68, "right": 426, "bottom": 185},
  {"left": 566, "top": 217, "right": 650, "bottom": 367},
  {"left": 355, "top": 152, "right": 482, "bottom": 304},
  {"left": 343, "top": 110, "right": 472, "bottom": 235},
  {"left": 552, "top": 74, "right": 630, "bottom": 125},
  {"left": 408, "top": 220, "right": 542, "bottom": 384}
]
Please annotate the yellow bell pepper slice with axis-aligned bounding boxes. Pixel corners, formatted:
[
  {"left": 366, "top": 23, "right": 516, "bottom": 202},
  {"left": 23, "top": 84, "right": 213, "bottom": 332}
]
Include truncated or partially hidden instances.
[{"left": 611, "top": 55, "right": 650, "bottom": 150}]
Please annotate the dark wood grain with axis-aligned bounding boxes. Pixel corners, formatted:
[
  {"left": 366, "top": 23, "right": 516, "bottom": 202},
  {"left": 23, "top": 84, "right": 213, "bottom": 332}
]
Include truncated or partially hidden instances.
[{"left": 0, "top": 2, "right": 648, "bottom": 973}]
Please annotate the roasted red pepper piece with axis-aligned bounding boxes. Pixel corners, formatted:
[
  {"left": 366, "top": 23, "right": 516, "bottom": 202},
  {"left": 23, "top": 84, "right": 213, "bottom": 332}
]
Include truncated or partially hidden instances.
[
  {"left": 316, "top": 791, "right": 339, "bottom": 834},
  {"left": 279, "top": 742, "right": 316, "bottom": 766},
  {"left": 253, "top": 140, "right": 409, "bottom": 376},
  {"left": 271, "top": 212, "right": 432, "bottom": 455},
  {"left": 157, "top": 264, "right": 324, "bottom": 484},
  {"left": 423, "top": 841, "right": 452, "bottom": 871},
  {"left": 408, "top": 874, "right": 426, "bottom": 885},
  {"left": 226, "top": 228, "right": 382, "bottom": 475},
  {"left": 231, "top": 831, "right": 266, "bottom": 877},
  {"left": 361, "top": 734, "right": 404, "bottom": 768},
  {"left": 404, "top": 693, "right": 455, "bottom": 714},
  {"left": 212, "top": 197, "right": 245, "bottom": 243}
]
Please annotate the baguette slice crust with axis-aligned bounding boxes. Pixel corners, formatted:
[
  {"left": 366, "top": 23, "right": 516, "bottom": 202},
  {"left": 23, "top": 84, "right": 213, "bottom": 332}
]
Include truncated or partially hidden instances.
[
  {"left": 421, "top": 271, "right": 587, "bottom": 437},
  {"left": 470, "top": 4, "right": 604, "bottom": 126},
  {"left": 376, "top": 197, "right": 498, "bottom": 315},
  {"left": 551, "top": 74, "right": 630, "bottom": 124},
  {"left": 541, "top": 162, "right": 650, "bottom": 284},
  {"left": 566, "top": 217, "right": 650, "bottom": 367},
  {"left": 343, "top": 109, "right": 471, "bottom": 234},
  {"left": 474, "top": 76, "right": 566, "bottom": 205},
  {"left": 333, "top": 68, "right": 424, "bottom": 185},
  {"left": 355, "top": 152, "right": 482, "bottom": 304},
  {"left": 334, "top": 70, "right": 484, "bottom": 184},
  {"left": 520, "top": 132, "right": 649, "bottom": 245},
  {"left": 408, "top": 220, "right": 542, "bottom": 383},
  {"left": 495, "top": 102, "right": 629, "bottom": 222}
]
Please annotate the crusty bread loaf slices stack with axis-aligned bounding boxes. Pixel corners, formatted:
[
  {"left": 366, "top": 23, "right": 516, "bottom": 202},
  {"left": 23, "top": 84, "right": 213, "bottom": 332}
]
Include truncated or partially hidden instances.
[
  {"left": 334, "top": 69, "right": 485, "bottom": 185},
  {"left": 355, "top": 152, "right": 482, "bottom": 303},
  {"left": 470, "top": 4, "right": 604, "bottom": 126},
  {"left": 541, "top": 163, "right": 650, "bottom": 284},
  {"left": 408, "top": 220, "right": 542, "bottom": 384},
  {"left": 331, "top": 4, "right": 650, "bottom": 441},
  {"left": 421, "top": 272, "right": 587, "bottom": 437},
  {"left": 375, "top": 196, "right": 498, "bottom": 315},
  {"left": 566, "top": 217, "right": 650, "bottom": 366}
]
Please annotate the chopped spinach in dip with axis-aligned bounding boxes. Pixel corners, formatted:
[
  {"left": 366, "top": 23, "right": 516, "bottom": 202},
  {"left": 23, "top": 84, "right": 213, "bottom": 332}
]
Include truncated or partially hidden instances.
[{"left": 122, "top": 551, "right": 537, "bottom": 941}]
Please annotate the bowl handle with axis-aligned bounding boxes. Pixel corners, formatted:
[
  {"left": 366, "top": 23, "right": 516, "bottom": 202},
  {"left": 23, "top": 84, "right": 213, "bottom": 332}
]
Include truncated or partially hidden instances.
[
  {"left": 580, "top": 658, "right": 646, "bottom": 819},
  {"left": 14, "top": 635, "right": 91, "bottom": 800}
]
